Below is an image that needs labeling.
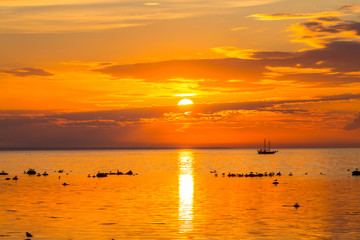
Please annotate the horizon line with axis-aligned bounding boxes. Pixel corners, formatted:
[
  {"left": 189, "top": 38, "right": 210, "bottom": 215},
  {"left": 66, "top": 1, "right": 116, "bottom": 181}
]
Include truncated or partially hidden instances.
[{"left": 0, "top": 146, "right": 359, "bottom": 151}]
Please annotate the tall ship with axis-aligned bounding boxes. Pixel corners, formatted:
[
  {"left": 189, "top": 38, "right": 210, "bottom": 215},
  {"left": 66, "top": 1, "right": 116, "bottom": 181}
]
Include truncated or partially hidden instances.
[{"left": 257, "top": 139, "right": 278, "bottom": 154}]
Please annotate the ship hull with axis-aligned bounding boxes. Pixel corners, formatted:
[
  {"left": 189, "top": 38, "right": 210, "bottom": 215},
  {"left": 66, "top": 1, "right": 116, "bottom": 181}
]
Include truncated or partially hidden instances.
[{"left": 258, "top": 151, "right": 277, "bottom": 154}]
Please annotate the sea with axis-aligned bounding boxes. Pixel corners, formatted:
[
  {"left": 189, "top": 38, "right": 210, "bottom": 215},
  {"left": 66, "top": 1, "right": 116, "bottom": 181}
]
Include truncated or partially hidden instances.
[{"left": 0, "top": 148, "right": 360, "bottom": 239}]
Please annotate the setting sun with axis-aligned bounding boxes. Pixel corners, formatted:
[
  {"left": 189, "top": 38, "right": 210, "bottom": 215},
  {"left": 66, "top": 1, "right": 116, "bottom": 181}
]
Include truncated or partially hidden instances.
[{"left": 178, "top": 99, "right": 194, "bottom": 106}]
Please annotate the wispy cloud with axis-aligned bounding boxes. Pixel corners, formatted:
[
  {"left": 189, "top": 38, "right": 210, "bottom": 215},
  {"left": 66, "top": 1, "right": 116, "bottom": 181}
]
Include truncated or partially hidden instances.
[
  {"left": 1, "top": 67, "right": 53, "bottom": 77},
  {"left": 0, "top": 0, "right": 280, "bottom": 33},
  {"left": 288, "top": 19, "right": 360, "bottom": 48},
  {"left": 96, "top": 39, "right": 360, "bottom": 86},
  {"left": 249, "top": 6, "right": 360, "bottom": 48},
  {"left": 211, "top": 47, "right": 259, "bottom": 59},
  {"left": 344, "top": 113, "right": 360, "bottom": 130},
  {"left": 230, "top": 27, "right": 247, "bottom": 31},
  {"left": 338, "top": 4, "right": 360, "bottom": 12},
  {"left": 249, "top": 11, "right": 341, "bottom": 20},
  {"left": 265, "top": 66, "right": 334, "bottom": 75},
  {"left": 1, "top": 93, "right": 359, "bottom": 147}
]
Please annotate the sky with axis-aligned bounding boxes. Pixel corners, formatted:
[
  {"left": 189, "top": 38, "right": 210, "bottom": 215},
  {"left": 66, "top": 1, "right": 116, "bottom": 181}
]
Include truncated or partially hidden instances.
[{"left": 1, "top": 0, "right": 360, "bottom": 148}]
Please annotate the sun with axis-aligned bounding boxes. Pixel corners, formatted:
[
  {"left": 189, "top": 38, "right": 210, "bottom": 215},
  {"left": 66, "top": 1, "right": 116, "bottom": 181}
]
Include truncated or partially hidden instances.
[{"left": 178, "top": 99, "right": 194, "bottom": 106}]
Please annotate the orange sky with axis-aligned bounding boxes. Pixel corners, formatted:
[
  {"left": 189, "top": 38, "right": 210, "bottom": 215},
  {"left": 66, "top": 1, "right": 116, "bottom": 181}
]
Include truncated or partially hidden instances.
[{"left": 1, "top": 0, "right": 360, "bottom": 148}]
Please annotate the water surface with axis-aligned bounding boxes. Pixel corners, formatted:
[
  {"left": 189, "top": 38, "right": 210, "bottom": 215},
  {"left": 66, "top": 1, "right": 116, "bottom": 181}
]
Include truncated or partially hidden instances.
[{"left": 1, "top": 149, "right": 360, "bottom": 239}]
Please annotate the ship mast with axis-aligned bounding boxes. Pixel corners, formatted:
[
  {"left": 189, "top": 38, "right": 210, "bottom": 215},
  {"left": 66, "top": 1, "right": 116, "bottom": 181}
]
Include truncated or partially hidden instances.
[
  {"left": 264, "top": 138, "right": 266, "bottom": 151},
  {"left": 269, "top": 140, "right": 271, "bottom": 151}
]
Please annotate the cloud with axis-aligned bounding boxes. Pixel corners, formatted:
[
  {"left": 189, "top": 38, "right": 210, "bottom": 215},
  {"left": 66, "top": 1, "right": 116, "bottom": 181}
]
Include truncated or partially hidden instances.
[
  {"left": 0, "top": 0, "right": 281, "bottom": 33},
  {"left": 53, "top": 119, "right": 119, "bottom": 128},
  {"left": 288, "top": 18, "right": 360, "bottom": 48},
  {"left": 253, "top": 51, "right": 295, "bottom": 59},
  {"left": 1, "top": 67, "right": 53, "bottom": 77},
  {"left": 265, "top": 66, "right": 333, "bottom": 75},
  {"left": 338, "top": 4, "right": 360, "bottom": 12},
  {"left": 344, "top": 113, "right": 360, "bottom": 130},
  {"left": 3, "top": 92, "right": 359, "bottom": 123},
  {"left": 95, "top": 58, "right": 266, "bottom": 84},
  {"left": 230, "top": 27, "right": 247, "bottom": 31},
  {"left": 1, "top": 93, "right": 359, "bottom": 147},
  {"left": 211, "top": 47, "right": 259, "bottom": 59},
  {"left": 144, "top": 3, "right": 160, "bottom": 6},
  {"left": 301, "top": 20, "right": 360, "bottom": 35},
  {"left": 96, "top": 39, "right": 360, "bottom": 87},
  {"left": 289, "top": 41, "right": 360, "bottom": 73},
  {"left": 249, "top": 11, "right": 341, "bottom": 20},
  {"left": 249, "top": 6, "right": 360, "bottom": 48},
  {"left": 316, "top": 17, "right": 341, "bottom": 22},
  {"left": 315, "top": 93, "right": 360, "bottom": 101},
  {"left": 197, "top": 93, "right": 360, "bottom": 114}
]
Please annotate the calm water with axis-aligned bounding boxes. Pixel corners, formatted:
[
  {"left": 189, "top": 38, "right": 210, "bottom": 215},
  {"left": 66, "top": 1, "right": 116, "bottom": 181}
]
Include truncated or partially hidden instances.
[{"left": 1, "top": 148, "right": 360, "bottom": 239}]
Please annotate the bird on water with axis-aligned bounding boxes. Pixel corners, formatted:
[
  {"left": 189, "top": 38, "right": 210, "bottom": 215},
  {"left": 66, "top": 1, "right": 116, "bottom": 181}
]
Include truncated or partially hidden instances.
[{"left": 26, "top": 232, "right": 33, "bottom": 237}]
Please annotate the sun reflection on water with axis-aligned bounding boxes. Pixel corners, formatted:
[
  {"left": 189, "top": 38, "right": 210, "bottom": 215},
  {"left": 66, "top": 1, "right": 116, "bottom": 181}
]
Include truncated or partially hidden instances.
[{"left": 178, "top": 151, "right": 194, "bottom": 233}]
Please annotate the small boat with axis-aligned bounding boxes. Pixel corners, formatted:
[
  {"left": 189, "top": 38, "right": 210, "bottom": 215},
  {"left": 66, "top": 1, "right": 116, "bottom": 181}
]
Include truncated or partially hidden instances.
[
  {"left": 26, "top": 168, "right": 37, "bottom": 175},
  {"left": 352, "top": 168, "right": 360, "bottom": 176},
  {"left": 0, "top": 170, "right": 9, "bottom": 175},
  {"left": 258, "top": 139, "right": 278, "bottom": 154}
]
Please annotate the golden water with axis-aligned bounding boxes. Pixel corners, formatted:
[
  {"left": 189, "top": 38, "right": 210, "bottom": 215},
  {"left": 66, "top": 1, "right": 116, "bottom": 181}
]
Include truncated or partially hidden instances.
[{"left": 1, "top": 149, "right": 360, "bottom": 239}]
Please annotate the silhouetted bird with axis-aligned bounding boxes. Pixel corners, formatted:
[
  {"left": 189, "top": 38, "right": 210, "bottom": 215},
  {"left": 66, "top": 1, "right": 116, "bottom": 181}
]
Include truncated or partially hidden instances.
[
  {"left": 289, "top": 172, "right": 293, "bottom": 176},
  {"left": 26, "top": 232, "right": 33, "bottom": 237},
  {"left": 293, "top": 203, "right": 300, "bottom": 208},
  {"left": 272, "top": 179, "right": 279, "bottom": 185},
  {"left": 12, "top": 176, "right": 18, "bottom": 180},
  {"left": 62, "top": 183, "right": 69, "bottom": 186}
]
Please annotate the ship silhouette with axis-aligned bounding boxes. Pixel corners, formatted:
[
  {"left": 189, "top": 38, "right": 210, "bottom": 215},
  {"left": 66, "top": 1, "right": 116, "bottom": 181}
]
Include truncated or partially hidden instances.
[{"left": 258, "top": 139, "right": 278, "bottom": 154}]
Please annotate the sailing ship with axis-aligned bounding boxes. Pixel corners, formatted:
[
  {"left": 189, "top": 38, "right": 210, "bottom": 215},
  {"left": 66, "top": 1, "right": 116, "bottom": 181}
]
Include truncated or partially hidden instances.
[{"left": 258, "top": 139, "right": 278, "bottom": 154}]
